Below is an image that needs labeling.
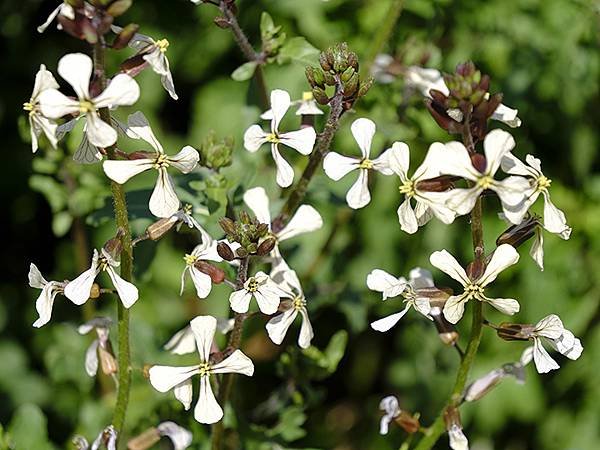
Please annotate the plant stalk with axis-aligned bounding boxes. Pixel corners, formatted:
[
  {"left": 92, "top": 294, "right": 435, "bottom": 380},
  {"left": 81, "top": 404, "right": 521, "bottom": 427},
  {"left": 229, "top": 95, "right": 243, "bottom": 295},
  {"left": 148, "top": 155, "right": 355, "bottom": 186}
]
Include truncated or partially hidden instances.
[{"left": 364, "top": 0, "right": 405, "bottom": 75}]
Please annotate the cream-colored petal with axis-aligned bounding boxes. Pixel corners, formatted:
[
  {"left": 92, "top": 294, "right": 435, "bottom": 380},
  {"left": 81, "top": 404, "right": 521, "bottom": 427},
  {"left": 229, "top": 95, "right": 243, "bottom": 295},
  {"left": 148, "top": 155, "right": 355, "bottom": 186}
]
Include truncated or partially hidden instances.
[{"left": 58, "top": 53, "right": 92, "bottom": 100}]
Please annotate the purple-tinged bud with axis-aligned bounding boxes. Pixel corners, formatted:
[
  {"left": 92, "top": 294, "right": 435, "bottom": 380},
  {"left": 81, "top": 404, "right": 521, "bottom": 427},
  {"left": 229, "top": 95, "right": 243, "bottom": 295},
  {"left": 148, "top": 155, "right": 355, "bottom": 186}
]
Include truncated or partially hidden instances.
[
  {"left": 120, "top": 54, "right": 149, "bottom": 78},
  {"left": 217, "top": 242, "right": 235, "bottom": 261},
  {"left": 463, "top": 368, "right": 505, "bottom": 402},
  {"left": 107, "top": 0, "right": 132, "bottom": 17},
  {"left": 471, "top": 153, "right": 487, "bottom": 173},
  {"left": 415, "top": 175, "right": 456, "bottom": 192},
  {"left": 395, "top": 411, "right": 421, "bottom": 434},
  {"left": 496, "top": 216, "right": 539, "bottom": 249}
]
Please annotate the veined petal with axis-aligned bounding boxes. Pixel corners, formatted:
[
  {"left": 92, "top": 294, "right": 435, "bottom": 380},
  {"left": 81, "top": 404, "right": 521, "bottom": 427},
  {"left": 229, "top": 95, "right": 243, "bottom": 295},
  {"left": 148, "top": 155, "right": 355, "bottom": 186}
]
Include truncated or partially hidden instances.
[
  {"left": 194, "top": 376, "right": 222, "bottom": 424},
  {"left": 168, "top": 146, "right": 199, "bottom": 173},
  {"left": 84, "top": 340, "right": 100, "bottom": 376},
  {"left": 212, "top": 349, "right": 254, "bottom": 376},
  {"left": 444, "top": 186, "right": 481, "bottom": 216},
  {"left": 398, "top": 198, "right": 418, "bottom": 234},
  {"left": 38, "top": 89, "right": 80, "bottom": 119},
  {"left": 493, "top": 175, "right": 530, "bottom": 210},
  {"left": 483, "top": 129, "right": 516, "bottom": 175},
  {"left": 279, "top": 127, "right": 316, "bottom": 155},
  {"left": 94, "top": 74, "right": 140, "bottom": 109},
  {"left": 322, "top": 152, "right": 359, "bottom": 181},
  {"left": 254, "top": 289, "right": 281, "bottom": 315},
  {"left": 437, "top": 141, "right": 479, "bottom": 180},
  {"left": 189, "top": 267, "right": 213, "bottom": 299},
  {"left": 160, "top": 70, "right": 178, "bottom": 101},
  {"left": 278, "top": 205, "right": 322, "bottom": 241},
  {"left": 243, "top": 187, "right": 271, "bottom": 225},
  {"left": 350, "top": 118, "right": 376, "bottom": 159},
  {"left": 346, "top": 169, "right": 370, "bottom": 209},
  {"left": 429, "top": 250, "right": 469, "bottom": 286},
  {"left": 73, "top": 131, "right": 102, "bottom": 165},
  {"left": 298, "top": 307, "right": 314, "bottom": 348},
  {"left": 408, "top": 267, "right": 434, "bottom": 289},
  {"left": 32, "top": 283, "right": 61, "bottom": 328},
  {"left": 412, "top": 142, "right": 448, "bottom": 181},
  {"left": 385, "top": 142, "right": 410, "bottom": 181},
  {"left": 530, "top": 228, "right": 544, "bottom": 271},
  {"left": 243, "top": 125, "right": 268, "bottom": 152},
  {"left": 270, "top": 89, "right": 291, "bottom": 132},
  {"left": 500, "top": 152, "right": 535, "bottom": 177},
  {"left": 542, "top": 192, "right": 571, "bottom": 236},
  {"left": 492, "top": 103, "right": 522, "bottom": 128},
  {"left": 443, "top": 295, "right": 468, "bottom": 324},
  {"left": 126, "top": 111, "right": 163, "bottom": 153},
  {"left": 106, "top": 266, "right": 139, "bottom": 308},
  {"left": 534, "top": 314, "right": 564, "bottom": 340},
  {"left": 174, "top": 380, "right": 193, "bottom": 409},
  {"left": 85, "top": 112, "right": 118, "bottom": 148},
  {"left": 556, "top": 334, "right": 583, "bottom": 360},
  {"left": 32, "top": 64, "right": 59, "bottom": 99},
  {"left": 532, "top": 338, "right": 559, "bottom": 373},
  {"left": 229, "top": 290, "right": 251, "bottom": 314},
  {"left": 28, "top": 263, "right": 48, "bottom": 289},
  {"left": 64, "top": 250, "right": 100, "bottom": 305},
  {"left": 164, "top": 326, "right": 197, "bottom": 355},
  {"left": 149, "top": 365, "right": 200, "bottom": 392},
  {"left": 371, "top": 148, "right": 395, "bottom": 175},
  {"left": 371, "top": 306, "right": 411, "bottom": 332},
  {"left": 481, "top": 296, "right": 520, "bottom": 315},
  {"left": 271, "top": 143, "right": 295, "bottom": 188},
  {"left": 366, "top": 269, "right": 406, "bottom": 300},
  {"left": 477, "top": 244, "right": 519, "bottom": 288},
  {"left": 413, "top": 296, "right": 432, "bottom": 317},
  {"left": 102, "top": 158, "right": 154, "bottom": 184},
  {"left": 150, "top": 169, "right": 180, "bottom": 218},
  {"left": 266, "top": 308, "right": 298, "bottom": 345},
  {"left": 58, "top": 53, "right": 92, "bottom": 100},
  {"left": 190, "top": 315, "right": 217, "bottom": 362}
]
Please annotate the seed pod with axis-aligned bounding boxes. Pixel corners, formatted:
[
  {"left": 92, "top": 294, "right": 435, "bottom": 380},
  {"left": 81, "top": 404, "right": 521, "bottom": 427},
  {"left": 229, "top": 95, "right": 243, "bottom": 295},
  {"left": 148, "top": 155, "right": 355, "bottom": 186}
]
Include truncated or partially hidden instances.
[
  {"left": 217, "top": 241, "right": 235, "bottom": 261},
  {"left": 496, "top": 322, "right": 534, "bottom": 341},
  {"left": 257, "top": 237, "right": 277, "bottom": 256}
]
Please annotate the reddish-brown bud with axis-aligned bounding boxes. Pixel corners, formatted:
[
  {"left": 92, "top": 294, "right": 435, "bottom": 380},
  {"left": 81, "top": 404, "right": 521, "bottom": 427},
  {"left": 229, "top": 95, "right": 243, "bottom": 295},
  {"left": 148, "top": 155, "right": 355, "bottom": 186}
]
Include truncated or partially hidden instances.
[
  {"left": 256, "top": 237, "right": 277, "bottom": 256},
  {"left": 395, "top": 411, "right": 421, "bottom": 434},
  {"left": 194, "top": 261, "right": 226, "bottom": 284},
  {"left": 470, "top": 153, "right": 487, "bottom": 173},
  {"left": 415, "top": 175, "right": 456, "bottom": 192},
  {"left": 216, "top": 241, "right": 235, "bottom": 261}
]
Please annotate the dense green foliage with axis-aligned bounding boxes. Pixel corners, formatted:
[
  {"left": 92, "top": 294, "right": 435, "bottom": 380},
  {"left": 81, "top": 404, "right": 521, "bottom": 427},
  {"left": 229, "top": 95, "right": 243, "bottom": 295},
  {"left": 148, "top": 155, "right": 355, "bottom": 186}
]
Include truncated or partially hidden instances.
[{"left": 1, "top": 0, "right": 599, "bottom": 448}]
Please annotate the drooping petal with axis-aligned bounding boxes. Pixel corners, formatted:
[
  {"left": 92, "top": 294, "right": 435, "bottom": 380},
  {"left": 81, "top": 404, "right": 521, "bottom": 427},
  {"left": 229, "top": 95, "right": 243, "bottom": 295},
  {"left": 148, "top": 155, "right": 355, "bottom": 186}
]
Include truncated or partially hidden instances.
[
  {"left": 271, "top": 143, "right": 295, "bottom": 188},
  {"left": 189, "top": 267, "right": 213, "bottom": 299},
  {"left": 270, "top": 89, "right": 291, "bottom": 133},
  {"left": 378, "top": 396, "right": 401, "bottom": 435},
  {"left": 366, "top": 269, "right": 406, "bottom": 300},
  {"left": 443, "top": 295, "right": 468, "bottom": 324},
  {"left": 150, "top": 168, "right": 180, "bottom": 218},
  {"left": 37, "top": 89, "right": 80, "bottom": 119},
  {"left": 266, "top": 308, "right": 298, "bottom": 345},
  {"left": 350, "top": 118, "right": 376, "bottom": 159},
  {"left": 84, "top": 339, "right": 100, "bottom": 376},
  {"left": 532, "top": 338, "right": 559, "bottom": 373},
  {"left": 174, "top": 380, "right": 194, "bottom": 410},
  {"left": 229, "top": 290, "right": 252, "bottom": 313},
  {"left": 298, "top": 307, "right": 314, "bottom": 349},
  {"left": 477, "top": 244, "right": 519, "bottom": 288},
  {"left": 322, "top": 152, "right": 359, "bottom": 180},
  {"left": 58, "top": 53, "right": 92, "bottom": 100},
  {"left": 491, "top": 103, "right": 522, "bottom": 128},
  {"left": 157, "top": 422, "right": 192, "bottom": 450},
  {"left": 397, "top": 198, "right": 418, "bottom": 234},
  {"left": 94, "top": 74, "right": 140, "bottom": 109},
  {"left": 102, "top": 158, "right": 154, "bottom": 184},
  {"left": 85, "top": 112, "right": 118, "bottom": 148},
  {"left": 530, "top": 228, "right": 544, "bottom": 271},
  {"left": 542, "top": 192, "right": 571, "bottom": 236},
  {"left": 279, "top": 127, "right": 316, "bottom": 155},
  {"left": 371, "top": 306, "right": 411, "bottom": 332},
  {"left": 64, "top": 250, "right": 100, "bottom": 305},
  {"left": 556, "top": 334, "right": 583, "bottom": 360},
  {"left": 32, "top": 64, "right": 60, "bottom": 99},
  {"left": 346, "top": 169, "right": 370, "bottom": 209},
  {"left": 190, "top": 315, "right": 217, "bottom": 362},
  {"left": 194, "top": 376, "right": 222, "bottom": 424},
  {"left": 148, "top": 365, "right": 200, "bottom": 392},
  {"left": 164, "top": 326, "right": 197, "bottom": 355},
  {"left": 243, "top": 187, "right": 271, "bottom": 225},
  {"left": 243, "top": 125, "right": 268, "bottom": 152},
  {"left": 168, "top": 146, "right": 200, "bottom": 174},
  {"left": 126, "top": 111, "right": 163, "bottom": 153},
  {"left": 106, "top": 266, "right": 139, "bottom": 308},
  {"left": 278, "top": 205, "right": 322, "bottom": 241},
  {"left": 32, "top": 283, "right": 61, "bottom": 328},
  {"left": 212, "top": 349, "right": 254, "bottom": 376},
  {"left": 483, "top": 129, "right": 516, "bottom": 175},
  {"left": 482, "top": 296, "right": 520, "bottom": 315},
  {"left": 28, "top": 263, "right": 48, "bottom": 289},
  {"left": 429, "top": 250, "right": 470, "bottom": 287},
  {"left": 385, "top": 141, "right": 411, "bottom": 181},
  {"left": 500, "top": 152, "right": 535, "bottom": 177},
  {"left": 533, "top": 314, "right": 565, "bottom": 340}
]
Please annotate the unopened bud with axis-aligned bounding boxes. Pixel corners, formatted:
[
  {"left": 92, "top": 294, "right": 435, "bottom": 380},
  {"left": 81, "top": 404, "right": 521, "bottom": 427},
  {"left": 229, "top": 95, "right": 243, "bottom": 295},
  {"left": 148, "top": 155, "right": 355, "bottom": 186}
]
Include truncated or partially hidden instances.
[
  {"left": 496, "top": 216, "right": 539, "bottom": 248},
  {"left": 463, "top": 368, "right": 504, "bottom": 402},
  {"left": 219, "top": 217, "right": 236, "bottom": 236},
  {"left": 312, "top": 87, "right": 329, "bottom": 105},
  {"left": 496, "top": 322, "right": 534, "bottom": 341},
  {"left": 194, "top": 261, "right": 226, "bottom": 284},
  {"left": 235, "top": 247, "right": 248, "bottom": 258},
  {"left": 146, "top": 216, "right": 178, "bottom": 241},
  {"left": 320, "top": 49, "right": 333, "bottom": 72},
  {"left": 99, "top": 345, "right": 118, "bottom": 375},
  {"left": 256, "top": 237, "right": 277, "bottom": 256},
  {"left": 106, "top": 0, "right": 132, "bottom": 17},
  {"left": 90, "top": 283, "right": 101, "bottom": 299},
  {"left": 395, "top": 411, "right": 420, "bottom": 434},
  {"left": 127, "top": 428, "right": 161, "bottom": 450},
  {"left": 239, "top": 210, "right": 251, "bottom": 225},
  {"left": 256, "top": 222, "right": 269, "bottom": 236},
  {"left": 340, "top": 66, "right": 354, "bottom": 82},
  {"left": 357, "top": 77, "right": 373, "bottom": 98},
  {"left": 343, "top": 72, "right": 360, "bottom": 98},
  {"left": 471, "top": 153, "right": 487, "bottom": 173},
  {"left": 217, "top": 241, "right": 235, "bottom": 261},
  {"left": 112, "top": 23, "right": 139, "bottom": 49}
]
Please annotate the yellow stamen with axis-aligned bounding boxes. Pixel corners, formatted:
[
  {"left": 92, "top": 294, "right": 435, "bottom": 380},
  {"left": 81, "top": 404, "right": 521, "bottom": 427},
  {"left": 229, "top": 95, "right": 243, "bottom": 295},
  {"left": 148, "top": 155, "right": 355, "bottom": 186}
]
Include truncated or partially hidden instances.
[
  {"left": 535, "top": 175, "right": 551, "bottom": 192},
  {"left": 477, "top": 175, "right": 494, "bottom": 190},
  {"left": 399, "top": 180, "right": 415, "bottom": 197},
  {"left": 183, "top": 254, "right": 197, "bottom": 266},
  {"left": 23, "top": 101, "right": 35, "bottom": 112},
  {"left": 155, "top": 38, "right": 170, "bottom": 53},
  {"left": 198, "top": 362, "right": 211, "bottom": 377},
  {"left": 465, "top": 283, "right": 484, "bottom": 298},
  {"left": 293, "top": 296, "right": 305, "bottom": 310},
  {"left": 359, "top": 159, "right": 374, "bottom": 170},
  {"left": 152, "top": 153, "right": 170, "bottom": 170},
  {"left": 302, "top": 91, "right": 313, "bottom": 101},
  {"left": 266, "top": 133, "right": 280, "bottom": 144},
  {"left": 247, "top": 277, "right": 259, "bottom": 293},
  {"left": 79, "top": 100, "right": 95, "bottom": 114}
]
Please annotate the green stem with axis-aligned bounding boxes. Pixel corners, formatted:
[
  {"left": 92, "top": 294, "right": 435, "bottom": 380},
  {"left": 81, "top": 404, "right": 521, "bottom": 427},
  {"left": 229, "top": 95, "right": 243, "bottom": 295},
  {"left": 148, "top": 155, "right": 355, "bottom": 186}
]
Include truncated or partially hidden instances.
[
  {"left": 364, "top": 0, "right": 405, "bottom": 74},
  {"left": 93, "top": 39, "right": 133, "bottom": 440}
]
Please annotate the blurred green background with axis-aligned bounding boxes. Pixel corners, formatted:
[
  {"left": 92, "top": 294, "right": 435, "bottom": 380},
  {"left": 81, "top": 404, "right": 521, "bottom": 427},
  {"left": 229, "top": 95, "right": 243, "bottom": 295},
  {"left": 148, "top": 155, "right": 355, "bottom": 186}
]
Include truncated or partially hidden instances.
[{"left": 1, "top": 0, "right": 599, "bottom": 448}]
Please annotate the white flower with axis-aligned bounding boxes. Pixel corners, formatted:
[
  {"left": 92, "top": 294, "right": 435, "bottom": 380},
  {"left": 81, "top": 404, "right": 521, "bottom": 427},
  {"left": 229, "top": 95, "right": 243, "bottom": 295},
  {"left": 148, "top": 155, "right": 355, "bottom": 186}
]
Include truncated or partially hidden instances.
[
  {"left": 78, "top": 317, "right": 114, "bottom": 377},
  {"left": 528, "top": 314, "right": 583, "bottom": 374},
  {"left": 229, "top": 271, "right": 288, "bottom": 315},
  {"left": 149, "top": 315, "right": 254, "bottom": 424},
  {"left": 405, "top": 66, "right": 521, "bottom": 128},
  {"left": 370, "top": 54, "right": 397, "bottom": 84},
  {"left": 24, "top": 65, "right": 59, "bottom": 152},
  {"left": 501, "top": 153, "right": 572, "bottom": 237},
  {"left": 244, "top": 89, "right": 316, "bottom": 187},
  {"left": 102, "top": 111, "right": 199, "bottom": 217},
  {"left": 435, "top": 130, "right": 530, "bottom": 218},
  {"left": 164, "top": 318, "right": 235, "bottom": 355},
  {"left": 38, "top": 53, "right": 140, "bottom": 148},
  {"left": 157, "top": 422, "right": 192, "bottom": 450},
  {"left": 323, "top": 118, "right": 395, "bottom": 209},
  {"left": 64, "top": 249, "right": 139, "bottom": 308},
  {"left": 369, "top": 268, "right": 433, "bottom": 332},
  {"left": 260, "top": 91, "right": 323, "bottom": 119},
  {"left": 180, "top": 231, "right": 223, "bottom": 299},
  {"left": 448, "top": 424, "right": 469, "bottom": 450},
  {"left": 28, "top": 263, "right": 67, "bottom": 328},
  {"left": 386, "top": 141, "right": 456, "bottom": 233},
  {"left": 429, "top": 244, "right": 520, "bottom": 324},
  {"left": 379, "top": 395, "right": 401, "bottom": 435},
  {"left": 266, "top": 266, "right": 313, "bottom": 349},
  {"left": 37, "top": 1, "right": 75, "bottom": 33},
  {"left": 112, "top": 26, "right": 178, "bottom": 100}
]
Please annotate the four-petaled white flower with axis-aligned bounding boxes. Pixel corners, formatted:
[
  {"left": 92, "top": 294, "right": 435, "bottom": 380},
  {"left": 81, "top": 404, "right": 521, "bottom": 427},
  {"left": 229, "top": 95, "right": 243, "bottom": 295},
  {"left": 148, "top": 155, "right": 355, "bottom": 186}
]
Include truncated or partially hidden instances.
[
  {"left": 180, "top": 230, "right": 223, "bottom": 299},
  {"left": 526, "top": 314, "right": 583, "bottom": 374},
  {"left": 157, "top": 422, "right": 193, "bottom": 450},
  {"left": 38, "top": 53, "right": 140, "bottom": 148},
  {"left": 266, "top": 263, "right": 314, "bottom": 349},
  {"left": 25, "top": 64, "right": 59, "bottom": 152},
  {"left": 436, "top": 129, "right": 530, "bottom": 219},
  {"left": 260, "top": 91, "right": 323, "bottom": 119},
  {"left": 164, "top": 318, "right": 235, "bottom": 355},
  {"left": 149, "top": 315, "right": 254, "bottom": 424},
  {"left": 501, "top": 153, "right": 572, "bottom": 238},
  {"left": 78, "top": 317, "right": 115, "bottom": 377},
  {"left": 102, "top": 111, "right": 199, "bottom": 218},
  {"left": 368, "top": 267, "right": 433, "bottom": 332},
  {"left": 229, "top": 271, "right": 287, "bottom": 315},
  {"left": 28, "top": 263, "right": 67, "bottom": 328},
  {"left": 429, "top": 244, "right": 521, "bottom": 324},
  {"left": 323, "top": 118, "right": 395, "bottom": 209},
  {"left": 112, "top": 26, "right": 178, "bottom": 100},
  {"left": 64, "top": 248, "right": 139, "bottom": 308},
  {"left": 386, "top": 141, "right": 456, "bottom": 233},
  {"left": 405, "top": 65, "right": 522, "bottom": 128},
  {"left": 378, "top": 395, "right": 401, "bottom": 435},
  {"left": 244, "top": 89, "right": 316, "bottom": 187}
]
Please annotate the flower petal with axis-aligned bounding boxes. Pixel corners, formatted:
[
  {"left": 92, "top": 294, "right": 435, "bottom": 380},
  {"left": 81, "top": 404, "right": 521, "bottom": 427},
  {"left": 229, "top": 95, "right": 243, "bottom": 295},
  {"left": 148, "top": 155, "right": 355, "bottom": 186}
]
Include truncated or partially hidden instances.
[
  {"left": 32, "top": 283, "right": 61, "bottom": 328},
  {"left": 266, "top": 308, "right": 297, "bottom": 345},
  {"left": 106, "top": 266, "right": 139, "bottom": 308},
  {"left": 385, "top": 142, "right": 410, "bottom": 181},
  {"left": 270, "top": 89, "right": 291, "bottom": 132},
  {"left": 491, "top": 103, "right": 522, "bottom": 128},
  {"left": 157, "top": 422, "right": 192, "bottom": 450},
  {"left": 58, "top": 53, "right": 92, "bottom": 99},
  {"left": 194, "top": 376, "right": 222, "bottom": 424},
  {"left": 346, "top": 169, "right": 370, "bottom": 209},
  {"left": 84, "top": 340, "right": 100, "bottom": 377},
  {"left": 443, "top": 295, "right": 468, "bottom": 324},
  {"left": 478, "top": 244, "right": 519, "bottom": 287},
  {"left": 102, "top": 158, "right": 154, "bottom": 184},
  {"left": 37, "top": 89, "right": 80, "bottom": 119},
  {"left": 212, "top": 349, "right": 254, "bottom": 376},
  {"left": 64, "top": 250, "right": 99, "bottom": 305},
  {"left": 444, "top": 186, "right": 481, "bottom": 216},
  {"left": 371, "top": 306, "right": 411, "bottom": 332},
  {"left": 534, "top": 314, "right": 564, "bottom": 340},
  {"left": 73, "top": 132, "right": 103, "bottom": 165},
  {"left": 542, "top": 192, "right": 571, "bottom": 236},
  {"left": 436, "top": 141, "right": 479, "bottom": 180},
  {"left": 173, "top": 380, "right": 193, "bottom": 410},
  {"left": 532, "top": 338, "right": 559, "bottom": 373},
  {"left": 322, "top": 152, "right": 359, "bottom": 181},
  {"left": 398, "top": 198, "right": 418, "bottom": 234},
  {"left": 150, "top": 168, "right": 180, "bottom": 218},
  {"left": 229, "top": 290, "right": 251, "bottom": 313},
  {"left": 189, "top": 267, "right": 213, "bottom": 299},
  {"left": 279, "top": 127, "right": 316, "bottom": 155},
  {"left": 149, "top": 365, "right": 200, "bottom": 392},
  {"left": 483, "top": 129, "right": 516, "bottom": 175},
  {"left": 168, "top": 146, "right": 199, "bottom": 174},
  {"left": 243, "top": 187, "right": 271, "bottom": 225},
  {"left": 429, "top": 250, "right": 469, "bottom": 286},
  {"left": 164, "top": 326, "right": 197, "bottom": 355},
  {"left": 271, "top": 143, "right": 295, "bottom": 188},
  {"left": 28, "top": 263, "right": 48, "bottom": 289},
  {"left": 254, "top": 288, "right": 281, "bottom": 315},
  {"left": 190, "top": 315, "right": 217, "bottom": 362},
  {"left": 85, "top": 112, "right": 118, "bottom": 148},
  {"left": 278, "top": 205, "right": 322, "bottom": 241},
  {"left": 366, "top": 269, "right": 406, "bottom": 300},
  {"left": 126, "top": 111, "right": 163, "bottom": 152},
  {"left": 298, "top": 307, "right": 314, "bottom": 349},
  {"left": 94, "top": 74, "right": 140, "bottom": 109},
  {"left": 530, "top": 228, "right": 544, "bottom": 271},
  {"left": 243, "top": 125, "right": 268, "bottom": 152},
  {"left": 350, "top": 118, "right": 376, "bottom": 158}
]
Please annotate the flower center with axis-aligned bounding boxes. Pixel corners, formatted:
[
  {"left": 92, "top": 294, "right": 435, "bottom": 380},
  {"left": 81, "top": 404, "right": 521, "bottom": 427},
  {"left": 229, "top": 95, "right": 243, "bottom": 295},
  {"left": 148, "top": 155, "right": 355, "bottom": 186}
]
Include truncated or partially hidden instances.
[
  {"left": 535, "top": 175, "right": 551, "bottom": 192},
  {"left": 155, "top": 38, "right": 170, "bottom": 53},
  {"left": 465, "top": 283, "right": 484, "bottom": 298},
  {"left": 266, "top": 133, "right": 280, "bottom": 143},
  {"left": 183, "top": 254, "right": 198, "bottom": 266},
  {"left": 79, "top": 100, "right": 95, "bottom": 114},
  {"left": 247, "top": 277, "right": 259, "bottom": 293},
  {"left": 302, "top": 91, "right": 314, "bottom": 101},
  {"left": 198, "top": 362, "right": 211, "bottom": 377},
  {"left": 359, "top": 158, "right": 373, "bottom": 170},
  {"left": 477, "top": 175, "right": 494, "bottom": 190},
  {"left": 183, "top": 203, "right": 193, "bottom": 215},
  {"left": 23, "top": 101, "right": 35, "bottom": 112},
  {"left": 293, "top": 295, "right": 305, "bottom": 310},
  {"left": 98, "top": 256, "right": 109, "bottom": 271},
  {"left": 399, "top": 180, "right": 415, "bottom": 197},
  {"left": 153, "top": 153, "right": 170, "bottom": 169}
]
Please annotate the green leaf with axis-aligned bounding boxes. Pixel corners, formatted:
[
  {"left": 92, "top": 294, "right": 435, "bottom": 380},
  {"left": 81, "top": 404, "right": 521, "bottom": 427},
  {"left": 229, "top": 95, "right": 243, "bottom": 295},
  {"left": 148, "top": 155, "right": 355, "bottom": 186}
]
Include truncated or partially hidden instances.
[
  {"left": 266, "top": 406, "right": 307, "bottom": 442},
  {"left": 8, "top": 404, "right": 55, "bottom": 450},
  {"left": 51, "top": 211, "right": 72, "bottom": 237},
  {"left": 29, "top": 175, "right": 67, "bottom": 213},
  {"left": 278, "top": 37, "right": 320, "bottom": 66},
  {"left": 231, "top": 61, "right": 258, "bottom": 81},
  {"left": 260, "top": 12, "right": 280, "bottom": 39}
]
